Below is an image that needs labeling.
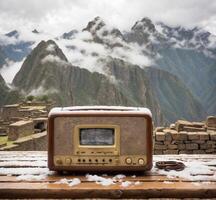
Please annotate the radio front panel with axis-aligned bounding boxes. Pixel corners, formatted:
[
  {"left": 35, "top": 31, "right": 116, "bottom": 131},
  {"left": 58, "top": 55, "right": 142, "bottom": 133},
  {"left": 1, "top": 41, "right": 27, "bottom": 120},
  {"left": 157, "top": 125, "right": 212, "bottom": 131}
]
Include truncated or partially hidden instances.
[
  {"left": 53, "top": 116, "right": 147, "bottom": 156},
  {"left": 48, "top": 106, "right": 153, "bottom": 171}
]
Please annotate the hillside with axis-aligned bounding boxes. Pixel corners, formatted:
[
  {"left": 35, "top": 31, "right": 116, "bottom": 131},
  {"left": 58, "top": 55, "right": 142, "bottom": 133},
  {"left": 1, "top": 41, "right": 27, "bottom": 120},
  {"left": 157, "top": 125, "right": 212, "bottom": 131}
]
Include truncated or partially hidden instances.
[{"left": 0, "top": 16, "right": 215, "bottom": 125}]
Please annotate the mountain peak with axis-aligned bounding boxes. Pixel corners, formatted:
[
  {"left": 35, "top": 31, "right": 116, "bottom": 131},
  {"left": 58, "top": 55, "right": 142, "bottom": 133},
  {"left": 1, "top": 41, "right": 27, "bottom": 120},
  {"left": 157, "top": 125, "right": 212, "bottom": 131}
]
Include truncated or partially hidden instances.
[
  {"left": 5, "top": 30, "right": 19, "bottom": 38},
  {"left": 82, "top": 16, "right": 125, "bottom": 47},
  {"left": 61, "top": 29, "right": 78, "bottom": 39},
  {"left": 132, "top": 17, "right": 156, "bottom": 33},
  {"left": 32, "top": 29, "right": 39, "bottom": 34},
  {"left": 82, "top": 16, "right": 105, "bottom": 33}
]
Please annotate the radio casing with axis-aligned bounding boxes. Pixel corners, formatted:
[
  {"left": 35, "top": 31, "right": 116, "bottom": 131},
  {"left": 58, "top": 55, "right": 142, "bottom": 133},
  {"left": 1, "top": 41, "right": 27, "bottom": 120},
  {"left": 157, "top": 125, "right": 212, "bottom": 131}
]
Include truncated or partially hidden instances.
[{"left": 48, "top": 106, "right": 153, "bottom": 172}]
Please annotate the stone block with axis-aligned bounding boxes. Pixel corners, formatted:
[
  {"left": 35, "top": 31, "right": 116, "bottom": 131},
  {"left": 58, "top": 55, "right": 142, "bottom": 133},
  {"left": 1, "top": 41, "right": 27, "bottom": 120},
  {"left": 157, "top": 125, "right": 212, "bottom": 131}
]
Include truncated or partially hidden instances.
[
  {"left": 154, "top": 144, "right": 167, "bottom": 150},
  {"left": 183, "top": 126, "right": 206, "bottom": 132},
  {"left": 165, "top": 133, "right": 172, "bottom": 141},
  {"left": 188, "top": 132, "right": 200, "bottom": 140},
  {"left": 154, "top": 150, "right": 163, "bottom": 155},
  {"left": 193, "top": 150, "right": 205, "bottom": 154},
  {"left": 155, "top": 127, "right": 164, "bottom": 132},
  {"left": 178, "top": 144, "right": 186, "bottom": 150},
  {"left": 163, "top": 150, "right": 179, "bottom": 154},
  {"left": 192, "top": 122, "right": 205, "bottom": 128},
  {"left": 209, "top": 131, "right": 216, "bottom": 140},
  {"left": 186, "top": 143, "right": 198, "bottom": 150},
  {"left": 171, "top": 140, "right": 183, "bottom": 144},
  {"left": 205, "top": 149, "right": 215, "bottom": 153},
  {"left": 200, "top": 143, "right": 212, "bottom": 150},
  {"left": 193, "top": 140, "right": 205, "bottom": 144},
  {"left": 179, "top": 150, "right": 193, "bottom": 154},
  {"left": 155, "top": 132, "right": 165, "bottom": 141},
  {"left": 207, "top": 140, "right": 216, "bottom": 145},
  {"left": 198, "top": 132, "right": 209, "bottom": 140},
  {"left": 164, "top": 140, "right": 171, "bottom": 145},
  {"left": 154, "top": 141, "right": 164, "bottom": 145},
  {"left": 172, "top": 131, "right": 188, "bottom": 141},
  {"left": 206, "top": 116, "right": 216, "bottom": 129},
  {"left": 170, "top": 123, "right": 175, "bottom": 130},
  {"left": 168, "top": 144, "right": 178, "bottom": 149},
  {"left": 175, "top": 120, "right": 192, "bottom": 131}
]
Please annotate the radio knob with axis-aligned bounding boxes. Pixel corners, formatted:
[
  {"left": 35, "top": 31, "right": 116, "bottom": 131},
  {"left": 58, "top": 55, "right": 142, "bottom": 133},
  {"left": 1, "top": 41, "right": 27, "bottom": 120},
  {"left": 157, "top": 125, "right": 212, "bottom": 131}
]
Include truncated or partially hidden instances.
[
  {"left": 65, "top": 158, "right": 72, "bottom": 165},
  {"left": 138, "top": 158, "right": 145, "bottom": 165},
  {"left": 56, "top": 158, "right": 63, "bottom": 165},
  {"left": 125, "top": 157, "right": 132, "bottom": 164}
]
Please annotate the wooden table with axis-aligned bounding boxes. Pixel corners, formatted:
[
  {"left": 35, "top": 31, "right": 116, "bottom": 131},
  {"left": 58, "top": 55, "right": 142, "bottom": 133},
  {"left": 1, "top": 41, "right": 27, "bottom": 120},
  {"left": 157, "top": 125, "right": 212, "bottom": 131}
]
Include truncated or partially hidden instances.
[{"left": 0, "top": 151, "right": 215, "bottom": 199}]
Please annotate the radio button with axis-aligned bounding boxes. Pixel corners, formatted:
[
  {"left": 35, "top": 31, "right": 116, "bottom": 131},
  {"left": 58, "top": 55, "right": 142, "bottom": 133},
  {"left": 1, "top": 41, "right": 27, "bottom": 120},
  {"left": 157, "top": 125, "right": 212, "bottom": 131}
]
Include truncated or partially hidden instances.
[
  {"left": 138, "top": 158, "right": 145, "bottom": 165},
  {"left": 65, "top": 158, "right": 72, "bottom": 165},
  {"left": 56, "top": 158, "right": 63, "bottom": 165},
  {"left": 125, "top": 157, "right": 132, "bottom": 164}
]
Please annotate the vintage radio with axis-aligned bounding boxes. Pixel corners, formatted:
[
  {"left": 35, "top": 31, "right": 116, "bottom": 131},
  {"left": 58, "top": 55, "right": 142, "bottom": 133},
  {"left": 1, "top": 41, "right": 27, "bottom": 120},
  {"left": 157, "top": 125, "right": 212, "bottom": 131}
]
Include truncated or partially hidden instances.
[{"left": 48, "top": 106, "right": 153, "bottom": 172}]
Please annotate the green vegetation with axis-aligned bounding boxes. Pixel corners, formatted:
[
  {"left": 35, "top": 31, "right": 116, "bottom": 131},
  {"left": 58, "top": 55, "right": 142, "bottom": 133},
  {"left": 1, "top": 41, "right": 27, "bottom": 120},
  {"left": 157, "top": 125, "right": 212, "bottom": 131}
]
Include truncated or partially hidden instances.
[{"left": 0, "top": 136, "right": 8, "bottom": 145}]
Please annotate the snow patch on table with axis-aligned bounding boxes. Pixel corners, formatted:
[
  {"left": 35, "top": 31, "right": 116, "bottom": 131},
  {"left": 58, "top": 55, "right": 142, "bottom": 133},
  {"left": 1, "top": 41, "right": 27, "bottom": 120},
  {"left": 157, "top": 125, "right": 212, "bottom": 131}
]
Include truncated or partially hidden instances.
[
  {"left": 153, "top": 159, "right": 216, "bottom": 181},
  {"left": 0, "top": 167, "right": 55, "bottom": 176},
  {"left": 121, "top": 181, "right": 132, "bottom": 187},
  {"left": 86, "top": 174, "right": 115, "bottom": 186},
  {"left": 113, "top": 174, "right": 126, "bottom": 180},
  {"left": 54, "top": 178, "right": 81, "bottom": 187},
  {"left": 16, "top": 174, "right": 47, "bottom": 181},
  {"left": 163, "top": 181, "right": 174, "bottom": 184}
]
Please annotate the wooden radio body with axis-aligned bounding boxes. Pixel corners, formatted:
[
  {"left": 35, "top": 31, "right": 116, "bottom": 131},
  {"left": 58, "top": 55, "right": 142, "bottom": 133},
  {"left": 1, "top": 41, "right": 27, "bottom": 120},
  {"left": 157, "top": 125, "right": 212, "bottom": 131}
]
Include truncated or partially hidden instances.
[{"left": 48, "top": 106, "right": 153, "bottom": 172}]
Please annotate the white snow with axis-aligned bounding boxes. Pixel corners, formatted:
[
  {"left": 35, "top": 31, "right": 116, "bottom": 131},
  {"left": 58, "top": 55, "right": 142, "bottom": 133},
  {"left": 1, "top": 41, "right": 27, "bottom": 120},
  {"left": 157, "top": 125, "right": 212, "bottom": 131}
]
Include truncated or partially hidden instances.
[
  {"left": 121, "top": 181, "right": 132, "bottom": 187},
  {"left": 0, "top": 167, "right": 55, "bottom": 176},
  {"left": 113, "top": 174, "right": 126, "bottom": 179},
  {"left": 54, "top": 178, "right": 81, "bottom": 187},
  {"left": 68, "top": 178, "right": 81, "bottom": 186},
  {"left": 163, "top": 181, "right": 174, "bottom": 184},
  {"left": 1, "top": 160, "right": 46, "bottom": 167},
  {"left": 46, "top": 44, "right": 56, "bottom": 52},
  {"left": 16, "top": 174, "right": 47, "bottom": 181},
  {"left": 152, "top": 158, "right": 216, "bottom": 181},
  {"left": 50, "top": 106, "right": 152, "bottom": 118},
  {"left": 86, "top": 174, "right": 115, "bottom": 186},
  {"left": 134, "top": 181, "right": 141, "bottom": 185}
]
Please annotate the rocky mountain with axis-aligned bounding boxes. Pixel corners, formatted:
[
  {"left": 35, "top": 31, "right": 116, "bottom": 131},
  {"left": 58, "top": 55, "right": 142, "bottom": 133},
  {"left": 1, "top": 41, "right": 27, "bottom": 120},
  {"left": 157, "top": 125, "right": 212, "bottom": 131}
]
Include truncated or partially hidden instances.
[
  {"left": 12, "top": 39, "right": 206, "bottom": 125},
  {"left": 0, "top": 74, "right": 9, "bottom": 105},
  {"left": 12, "top": 40, "right": 133, "bottom": 108},
  {"left": 0, "top": 30, "right": 33, "bottom": 68},
  {"left": 0, "top": 46, "right": 6, "bottom": 68},
  {"left": 0, "top": 73, "right": 22, "bottom": 106},
  {"left": 124, "top": 17, "right": 216, "bottom": 116},
  {"left": 0, "top": 16, "right": 215, "bottom": 125},
  {"left": 144, "top": 67, "right": 206, "bottom": 123}
]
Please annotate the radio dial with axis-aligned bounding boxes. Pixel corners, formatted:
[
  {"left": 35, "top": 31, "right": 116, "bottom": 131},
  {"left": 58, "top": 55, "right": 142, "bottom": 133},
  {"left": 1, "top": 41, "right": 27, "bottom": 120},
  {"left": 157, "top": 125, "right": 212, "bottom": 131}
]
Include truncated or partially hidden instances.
[
  {"left": 125, "top": 157, "right": 132, "bottom": 164},
  {"left": 65, "top": 158, "right": 72, "bottom": 165},
  {"left": 56, "top": 158, "right": 63, "bottom": 165},
  {"left": 138, "top": 158, "right": 145, "bottom": 165}
]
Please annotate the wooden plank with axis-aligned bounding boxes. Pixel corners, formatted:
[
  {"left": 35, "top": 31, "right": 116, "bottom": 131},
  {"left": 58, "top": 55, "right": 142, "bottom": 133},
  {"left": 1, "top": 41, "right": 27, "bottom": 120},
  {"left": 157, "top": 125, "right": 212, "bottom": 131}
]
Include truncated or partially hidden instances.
[
  {"left": 0, "top": 161, "right": 47, "bottom": 167},
  {"left": 0, "top": 175, "right": 184, "bottom": 182},
  {"left": 0, "top": 182, "right": 215, "bottom": 198}
]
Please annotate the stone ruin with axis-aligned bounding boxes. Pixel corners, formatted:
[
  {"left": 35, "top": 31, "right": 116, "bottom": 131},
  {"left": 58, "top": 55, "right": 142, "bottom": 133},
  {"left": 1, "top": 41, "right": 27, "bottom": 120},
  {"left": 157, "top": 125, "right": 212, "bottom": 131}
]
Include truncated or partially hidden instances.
[
  {"left": 154, "top": 116, "right": 216, "bottom": 154},
  {"left": 0, "top": 101, "right": 52, "bottom": 150}
]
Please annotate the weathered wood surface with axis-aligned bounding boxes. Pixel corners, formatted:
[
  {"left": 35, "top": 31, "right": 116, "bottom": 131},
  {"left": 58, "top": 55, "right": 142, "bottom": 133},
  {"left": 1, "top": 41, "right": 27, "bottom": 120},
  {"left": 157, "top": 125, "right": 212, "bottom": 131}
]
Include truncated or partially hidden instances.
[{"left": 0, "top": 151, "right": 216, "bottom": 199}]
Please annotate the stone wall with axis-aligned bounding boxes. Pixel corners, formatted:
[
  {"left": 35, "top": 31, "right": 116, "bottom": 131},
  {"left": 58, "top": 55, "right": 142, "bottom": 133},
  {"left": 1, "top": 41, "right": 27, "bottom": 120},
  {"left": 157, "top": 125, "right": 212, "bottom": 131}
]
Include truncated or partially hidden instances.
[
  {"left": 8, "top": 120, "right": 34, "bottom": 141},
  {"left": 0, "top": 131, "right": 47, "bottom": 151},
  {"left": 154, "top": 117, "right": 216, "bottom": 154}
]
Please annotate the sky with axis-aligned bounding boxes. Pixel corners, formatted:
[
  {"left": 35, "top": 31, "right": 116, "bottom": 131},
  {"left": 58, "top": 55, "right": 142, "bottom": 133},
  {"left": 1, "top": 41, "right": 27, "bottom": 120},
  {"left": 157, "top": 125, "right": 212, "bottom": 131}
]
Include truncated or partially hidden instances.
[{"left": 0, "top": 0, "right": 216, "bottom": 35}]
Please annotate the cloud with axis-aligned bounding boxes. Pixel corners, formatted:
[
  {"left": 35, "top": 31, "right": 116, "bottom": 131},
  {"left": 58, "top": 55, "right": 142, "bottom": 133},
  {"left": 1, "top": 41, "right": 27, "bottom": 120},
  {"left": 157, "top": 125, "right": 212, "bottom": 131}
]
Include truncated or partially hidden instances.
[
  {"left": 28, "top": 85, "right": 58, "bottom": 96},
  {"left": 41, "top": 54, "right": 68, "bottom": 66},
  {"left": 56, "top": 28, "right": 153, "bottom": 76},
  {"left": 0, "top": 59, "right": 24, "bottom": 83},
  {"left": 0, "top": 0, "right": 216, "bottom": 35}
]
